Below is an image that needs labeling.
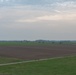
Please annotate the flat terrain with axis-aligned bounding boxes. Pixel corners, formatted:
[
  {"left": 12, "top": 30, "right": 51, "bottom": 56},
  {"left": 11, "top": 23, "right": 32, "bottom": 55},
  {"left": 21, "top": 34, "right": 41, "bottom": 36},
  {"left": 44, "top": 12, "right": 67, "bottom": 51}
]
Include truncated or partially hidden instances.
[
  {"left": 0, "top": 57, "right": 23, "bottom": 64},
  {"left": 0, "top": 43, "right": 76, "bottom": 75},
  {"left": 0, "top": 44, "right": 76, "bottom": 60},
  {"left": 0, "top": 56, "right": 76, "bottom": 75}
]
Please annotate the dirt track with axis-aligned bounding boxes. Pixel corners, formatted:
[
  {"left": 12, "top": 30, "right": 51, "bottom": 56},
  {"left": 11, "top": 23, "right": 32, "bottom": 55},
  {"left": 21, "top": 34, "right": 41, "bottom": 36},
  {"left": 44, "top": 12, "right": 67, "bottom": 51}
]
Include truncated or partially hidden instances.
[{"left": 0, "top": 45, "right": 76, "bottom": 60}]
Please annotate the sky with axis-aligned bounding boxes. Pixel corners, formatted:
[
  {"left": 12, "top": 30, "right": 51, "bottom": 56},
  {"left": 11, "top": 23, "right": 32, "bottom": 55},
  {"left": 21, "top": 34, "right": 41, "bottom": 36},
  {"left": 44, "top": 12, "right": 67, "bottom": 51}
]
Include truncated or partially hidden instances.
[{"left": 0, "top": 0, "right": 76, "bottom": 40}]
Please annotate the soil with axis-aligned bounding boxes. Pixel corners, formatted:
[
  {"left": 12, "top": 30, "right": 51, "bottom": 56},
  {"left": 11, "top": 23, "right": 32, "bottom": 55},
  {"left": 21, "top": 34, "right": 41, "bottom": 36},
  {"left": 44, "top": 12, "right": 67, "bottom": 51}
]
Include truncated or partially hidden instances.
[{"left": 0, "top": 45, "right": 76, "bottom": 60}]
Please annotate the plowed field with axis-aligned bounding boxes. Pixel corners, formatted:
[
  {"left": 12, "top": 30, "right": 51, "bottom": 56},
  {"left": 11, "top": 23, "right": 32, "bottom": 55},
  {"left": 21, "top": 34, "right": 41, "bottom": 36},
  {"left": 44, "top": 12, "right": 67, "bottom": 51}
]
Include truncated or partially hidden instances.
[{"left": 0, "top": 45, "right": 76, "bottom": 60}]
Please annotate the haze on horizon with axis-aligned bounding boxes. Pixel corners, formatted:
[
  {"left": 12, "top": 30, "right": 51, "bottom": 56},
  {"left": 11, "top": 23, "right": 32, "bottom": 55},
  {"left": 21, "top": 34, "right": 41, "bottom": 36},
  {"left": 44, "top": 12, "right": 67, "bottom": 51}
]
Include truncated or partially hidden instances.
[{"left": 0, "top": 0, "right": 76, "bottom": 40}]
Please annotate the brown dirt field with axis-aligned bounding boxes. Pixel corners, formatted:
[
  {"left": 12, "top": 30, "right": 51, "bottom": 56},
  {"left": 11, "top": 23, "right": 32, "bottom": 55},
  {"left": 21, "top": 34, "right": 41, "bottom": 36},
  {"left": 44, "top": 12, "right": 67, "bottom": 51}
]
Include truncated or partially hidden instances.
[{"left": 0, "top": 45, "right": 76, "bottom": 60}]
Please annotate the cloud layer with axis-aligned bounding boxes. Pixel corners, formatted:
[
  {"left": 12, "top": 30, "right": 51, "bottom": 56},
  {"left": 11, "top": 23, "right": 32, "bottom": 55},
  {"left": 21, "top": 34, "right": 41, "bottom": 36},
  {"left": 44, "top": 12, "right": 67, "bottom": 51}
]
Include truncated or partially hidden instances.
[{"left": 0, "top": 0, "right": 76, "bottom": 40}]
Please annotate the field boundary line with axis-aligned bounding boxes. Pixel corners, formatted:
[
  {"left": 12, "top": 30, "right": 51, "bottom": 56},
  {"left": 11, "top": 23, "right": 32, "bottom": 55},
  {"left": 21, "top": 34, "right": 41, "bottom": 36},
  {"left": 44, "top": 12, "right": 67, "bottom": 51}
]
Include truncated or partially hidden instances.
[{"left": 0, "top": 55, "right": 75, "bottom": 66}]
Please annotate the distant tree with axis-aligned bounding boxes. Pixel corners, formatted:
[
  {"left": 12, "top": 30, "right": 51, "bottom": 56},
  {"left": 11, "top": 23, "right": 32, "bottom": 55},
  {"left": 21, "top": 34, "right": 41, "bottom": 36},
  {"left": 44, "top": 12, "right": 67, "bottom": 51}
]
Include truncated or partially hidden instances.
[
  {"left": 52, "top": 41, "right": 55, "bottom": 44},
  {"left": 59, "top": 41, "right": 62, "bottom": 44}
]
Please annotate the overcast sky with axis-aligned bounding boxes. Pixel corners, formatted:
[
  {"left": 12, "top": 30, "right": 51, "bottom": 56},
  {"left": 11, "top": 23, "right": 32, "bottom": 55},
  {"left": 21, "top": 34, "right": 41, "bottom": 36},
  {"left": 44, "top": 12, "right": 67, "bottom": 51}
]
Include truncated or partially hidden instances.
[{"left": 0, "top": 0, "right": 76, "bottom": 40}]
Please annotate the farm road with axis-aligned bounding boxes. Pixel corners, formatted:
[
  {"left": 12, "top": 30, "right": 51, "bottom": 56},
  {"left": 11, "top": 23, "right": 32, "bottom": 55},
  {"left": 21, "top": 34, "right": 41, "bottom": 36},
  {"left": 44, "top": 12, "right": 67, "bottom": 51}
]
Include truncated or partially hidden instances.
[{"left": 0, "top": 56, "right": 74, "bottom": 66}]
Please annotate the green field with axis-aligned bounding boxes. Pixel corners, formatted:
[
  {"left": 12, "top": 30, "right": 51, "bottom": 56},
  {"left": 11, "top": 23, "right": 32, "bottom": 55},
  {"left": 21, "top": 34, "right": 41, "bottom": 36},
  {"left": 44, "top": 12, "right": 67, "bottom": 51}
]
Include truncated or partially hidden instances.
[
  {"left": 0, "top": 41, "right": 52, "bottom": 46},
  {"left": 0, "top": 56, "right": 76, "bottom": 75},
  {"left": 0, "top": 41, "right": 76, "bottom": 46},
  {"left": 0, "top": 57, "right": 23, "bottom": 64}
]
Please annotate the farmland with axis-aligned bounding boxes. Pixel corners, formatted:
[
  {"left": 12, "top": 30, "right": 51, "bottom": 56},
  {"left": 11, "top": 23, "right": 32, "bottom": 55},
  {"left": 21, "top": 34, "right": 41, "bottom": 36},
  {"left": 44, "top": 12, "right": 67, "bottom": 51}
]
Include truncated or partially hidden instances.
[
  {"left": 0, "top": 41, "right": 76, "bottom": 75},
  {"left": 0, "top": 41, "right": 76, "bottom": 59},
  {"left": 0, "top": 56, "right": 76, "bottom": 75},
  {"left": 0, "top": 41, "right": 76, "bottom": 46},
  {"left": 0, "top": 57, "right": 23, "bottom": 64}
]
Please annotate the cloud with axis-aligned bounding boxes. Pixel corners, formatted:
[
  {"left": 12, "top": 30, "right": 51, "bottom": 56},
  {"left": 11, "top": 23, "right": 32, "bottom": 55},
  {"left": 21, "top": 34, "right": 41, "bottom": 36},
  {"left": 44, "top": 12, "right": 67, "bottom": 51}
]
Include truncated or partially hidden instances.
[
  {"left": 52, "top": 1, "right": 76, "bottom": 11},
  {"left": 17, "top": 19, "right": 36, "bottom": 23},
  {"left": 41, "top": 14, "right": 76, "bottom": 21},
  {"left": 0, "top": 0, "right": 76, "bottom": 40},
  {"left": 37, "top": 15, "right": 62, "bottom": 20},
  {"left": 17, "top": 13, "right": 76, "bottom": 23},
  {"left": 0, "top": 0, "right": 75, "bottom": 9},
  {"left": 56, "top": 1, "right": 76, "bottom": 7}
]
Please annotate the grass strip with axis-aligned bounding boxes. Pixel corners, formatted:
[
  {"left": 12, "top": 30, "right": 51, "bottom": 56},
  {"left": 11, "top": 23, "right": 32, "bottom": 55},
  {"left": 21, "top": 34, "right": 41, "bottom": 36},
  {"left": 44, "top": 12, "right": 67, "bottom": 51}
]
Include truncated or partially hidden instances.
[{"left": 0, "top": 56, "right": 76, "bottom": 75}]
